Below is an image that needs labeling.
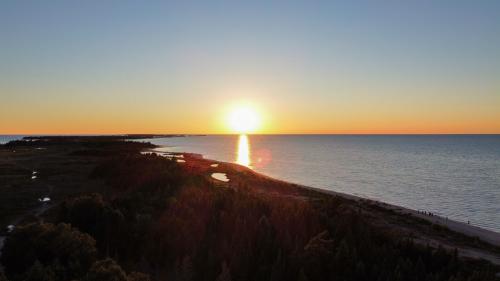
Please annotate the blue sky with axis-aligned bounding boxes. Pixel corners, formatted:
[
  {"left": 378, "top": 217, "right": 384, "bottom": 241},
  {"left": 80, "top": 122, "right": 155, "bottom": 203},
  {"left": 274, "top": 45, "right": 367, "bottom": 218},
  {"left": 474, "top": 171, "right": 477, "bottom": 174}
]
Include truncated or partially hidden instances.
[{"left": 1, "top": 1, "right": 499, "bottom": 133}]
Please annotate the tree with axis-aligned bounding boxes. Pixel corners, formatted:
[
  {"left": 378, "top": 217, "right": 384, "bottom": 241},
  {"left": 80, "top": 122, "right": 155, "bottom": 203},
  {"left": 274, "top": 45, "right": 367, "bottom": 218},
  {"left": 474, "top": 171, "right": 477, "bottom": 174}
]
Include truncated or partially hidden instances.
[
  {"left": 127, "top": 272, "right": 151, "bottom": 281},
  {"left": 297, "top": 269, "right": 309, "bottom": 281},
  {"left": 0, "top": 271, "right": 9, "bottom": 281},
  {"left": 1, "top": 223, "right": 97, "bottom": 280},
  {"left": 215, "top": 262, "right": 232, "bottom": 281},
  {"left": 24, "top": 260, "right": 55, "bottom": 281},
  {"left": 84, "top": 258, "right": 127, "bottom": 281},
  {"left": 180, "top": 256, "right": 194, "bottom": 281}
]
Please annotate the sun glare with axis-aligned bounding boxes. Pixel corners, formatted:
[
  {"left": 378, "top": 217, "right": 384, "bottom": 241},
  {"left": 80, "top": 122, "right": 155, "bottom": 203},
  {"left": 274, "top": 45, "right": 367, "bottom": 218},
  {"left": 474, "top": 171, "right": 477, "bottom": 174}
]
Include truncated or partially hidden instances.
[{"left": 228, "top": 106, "right": 260, "bottom": 134}]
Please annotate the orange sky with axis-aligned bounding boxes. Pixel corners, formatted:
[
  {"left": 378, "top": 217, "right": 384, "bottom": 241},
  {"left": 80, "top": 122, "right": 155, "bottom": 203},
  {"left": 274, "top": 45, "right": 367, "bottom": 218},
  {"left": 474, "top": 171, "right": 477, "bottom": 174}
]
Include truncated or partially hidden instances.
[{"left": 2, "top": 93, "right": 499, "bottom": 134}]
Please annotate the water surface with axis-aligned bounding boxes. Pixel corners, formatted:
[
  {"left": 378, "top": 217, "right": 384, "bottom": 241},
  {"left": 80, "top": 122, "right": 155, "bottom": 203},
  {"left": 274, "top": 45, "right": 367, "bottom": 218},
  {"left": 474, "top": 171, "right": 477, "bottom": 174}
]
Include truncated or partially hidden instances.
[{"left": 0, "top": 135, "right": 24, "bottom": 144}]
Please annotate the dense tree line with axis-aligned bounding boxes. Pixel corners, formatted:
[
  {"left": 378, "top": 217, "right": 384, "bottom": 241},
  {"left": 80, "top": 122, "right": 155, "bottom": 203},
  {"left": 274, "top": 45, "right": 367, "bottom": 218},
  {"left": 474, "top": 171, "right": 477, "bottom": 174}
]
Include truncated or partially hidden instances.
[
  {"left": 0, "top": 223, "right": 147, "bottom": 281},
  {"left": 1, "top": 152, "right": 498, "bottom": 281}
]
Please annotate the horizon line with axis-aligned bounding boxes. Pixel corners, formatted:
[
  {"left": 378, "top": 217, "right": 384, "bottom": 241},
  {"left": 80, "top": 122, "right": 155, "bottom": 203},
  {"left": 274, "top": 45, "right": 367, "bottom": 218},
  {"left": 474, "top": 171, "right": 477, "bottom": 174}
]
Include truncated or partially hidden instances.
[{"left": 2, "top": 133, "right": 500, "bottom": 136}]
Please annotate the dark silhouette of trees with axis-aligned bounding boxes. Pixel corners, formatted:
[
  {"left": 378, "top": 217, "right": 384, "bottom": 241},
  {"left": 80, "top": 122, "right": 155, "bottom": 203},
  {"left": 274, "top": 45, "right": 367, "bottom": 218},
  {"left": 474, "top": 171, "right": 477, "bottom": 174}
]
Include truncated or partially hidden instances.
[
  {"left": 57, "top": 193, "right": 125, "bottom": 256},
  {"left": 215, "top": 262, "right": 231, "bottom": 281},
  {"left": 0, "top": 271, "right": 8, "bottom": 281},
  {"left": 82, "top": 258, "right": 151, "bottom": 281},
  {"left": 1, "top": 223, "right": 97, "bottom": 281},
  {"left": 84, "top": 258, "right": 127, "bottom": 281}
]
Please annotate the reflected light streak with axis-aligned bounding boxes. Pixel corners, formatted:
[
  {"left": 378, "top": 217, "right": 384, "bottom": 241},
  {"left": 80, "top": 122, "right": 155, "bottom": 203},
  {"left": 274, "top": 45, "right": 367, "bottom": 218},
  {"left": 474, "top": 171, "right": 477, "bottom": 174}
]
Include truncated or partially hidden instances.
[{"left": 236, "top": 134, "right": 251, "bottom": 167}]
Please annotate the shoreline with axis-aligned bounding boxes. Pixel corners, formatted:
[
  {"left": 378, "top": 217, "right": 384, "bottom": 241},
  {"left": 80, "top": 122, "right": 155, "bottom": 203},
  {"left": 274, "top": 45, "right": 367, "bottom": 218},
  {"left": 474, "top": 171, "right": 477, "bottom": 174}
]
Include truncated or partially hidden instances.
[
  {"left": 144, "top": 145, "right": 500, "bottom": 266},
  {"left": 145, "top": 134, "right": 500, "bottom": 236},
  {"left": 265, "top": 169, "right": 500, "bottom": 247},
  {"left": 255, "top": 167, "right": 500, "bottom": 246},
  {"left": 149, "top": 146, "right": 500, "bottom": 245},
  {"left": 304, "top": 184, "right": 500, "bottom": 246},
  {"left": 1, "top": 137, "right": 500, "bottom": 279},
  {"left": 210, "top": 159, "right": 500, "bottom": 266}
]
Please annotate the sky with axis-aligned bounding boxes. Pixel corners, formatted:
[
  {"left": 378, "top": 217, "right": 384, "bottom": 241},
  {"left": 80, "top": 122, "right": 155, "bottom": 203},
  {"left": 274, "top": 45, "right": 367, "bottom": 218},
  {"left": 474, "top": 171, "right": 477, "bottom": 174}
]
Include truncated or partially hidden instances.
[{"left": 1, "top": 0, "right": 499, "bottom": 134}]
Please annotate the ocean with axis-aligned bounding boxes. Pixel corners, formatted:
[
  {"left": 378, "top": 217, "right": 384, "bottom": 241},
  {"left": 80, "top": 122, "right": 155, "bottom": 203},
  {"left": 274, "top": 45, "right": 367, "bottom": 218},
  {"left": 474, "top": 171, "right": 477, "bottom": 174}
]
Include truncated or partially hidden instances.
[
  {"left": 143, "top": 135, "right": 500, "bottom": 233},
  {"left": 0, "top": 135, "right": 24, "bottom": 144}
]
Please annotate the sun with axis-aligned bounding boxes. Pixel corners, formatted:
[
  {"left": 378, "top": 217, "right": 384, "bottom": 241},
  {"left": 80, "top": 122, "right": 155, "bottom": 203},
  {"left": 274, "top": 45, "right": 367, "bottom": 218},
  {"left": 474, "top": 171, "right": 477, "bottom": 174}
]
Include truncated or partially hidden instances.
[{"left": 227, "top": 106, "right": 260, "bottom": 134}]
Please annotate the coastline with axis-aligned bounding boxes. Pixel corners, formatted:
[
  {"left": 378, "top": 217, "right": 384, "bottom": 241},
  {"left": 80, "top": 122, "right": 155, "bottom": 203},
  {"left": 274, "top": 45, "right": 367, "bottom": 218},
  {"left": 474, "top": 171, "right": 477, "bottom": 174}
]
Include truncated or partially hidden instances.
[
  {"left": 146, "top": 146, "right": 500, "bottom": 266},
  {"left": 227, "top": 163, "right": 500, "bottom": 265},
  {"left": 147, "top": 134, "right": 500, "bottom": 235},
  {"left": 1, "top": 137, "right": 499, "bottom": 275},
  {"left": 298, "top": 184, "right": 500, "bottom": 247},
  {"left": 154, "top": 145, "right": 500, "bottom": 243}
]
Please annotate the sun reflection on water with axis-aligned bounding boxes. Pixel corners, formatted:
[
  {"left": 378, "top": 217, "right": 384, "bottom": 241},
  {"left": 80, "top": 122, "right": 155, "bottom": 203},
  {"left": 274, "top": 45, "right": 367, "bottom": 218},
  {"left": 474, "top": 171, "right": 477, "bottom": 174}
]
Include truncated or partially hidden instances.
[{"left": 236, "top": 134, "right": 251, "bottom": 167}]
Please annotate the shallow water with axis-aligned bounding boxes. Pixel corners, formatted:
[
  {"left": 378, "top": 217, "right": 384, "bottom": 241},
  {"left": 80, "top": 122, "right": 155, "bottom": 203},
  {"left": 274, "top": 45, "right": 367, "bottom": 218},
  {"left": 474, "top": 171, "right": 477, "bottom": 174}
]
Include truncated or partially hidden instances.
[
  {"left": 211, "top": 173, "right": 229, "bottom": 182},
  {"left": 143, "top": 135, "right": 500, "bottom": 233}
]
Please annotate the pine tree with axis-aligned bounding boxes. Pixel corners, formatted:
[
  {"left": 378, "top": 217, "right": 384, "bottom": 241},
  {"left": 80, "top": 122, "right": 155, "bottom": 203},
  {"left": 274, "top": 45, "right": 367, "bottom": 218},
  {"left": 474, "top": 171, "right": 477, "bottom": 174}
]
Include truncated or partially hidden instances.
[
  {"left": 216, "top": 261, "right": 232, "bottom": 281},
  {"left": 181, "top": 256, "right": 194, "bottom": 281},
  {"left": 297, "top": 268, "right": 309, "bottom": 281}
]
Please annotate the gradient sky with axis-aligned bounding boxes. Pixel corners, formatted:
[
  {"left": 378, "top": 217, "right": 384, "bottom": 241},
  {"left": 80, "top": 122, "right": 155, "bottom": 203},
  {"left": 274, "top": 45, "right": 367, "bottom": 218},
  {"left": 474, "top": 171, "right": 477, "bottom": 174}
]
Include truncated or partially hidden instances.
[{"left": 1, "top": 0, "right": 499, "bottom": 134}]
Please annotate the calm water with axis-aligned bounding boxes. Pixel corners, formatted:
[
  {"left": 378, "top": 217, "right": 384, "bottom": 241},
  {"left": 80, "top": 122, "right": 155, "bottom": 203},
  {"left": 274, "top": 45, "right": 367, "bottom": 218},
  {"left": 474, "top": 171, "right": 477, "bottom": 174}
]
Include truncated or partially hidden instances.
[
  {"left": 0, "top": 135, "right": 24, "bottom": 144},
  {"left": 144, "top": 135, "right": 500, "bottom": 233}
]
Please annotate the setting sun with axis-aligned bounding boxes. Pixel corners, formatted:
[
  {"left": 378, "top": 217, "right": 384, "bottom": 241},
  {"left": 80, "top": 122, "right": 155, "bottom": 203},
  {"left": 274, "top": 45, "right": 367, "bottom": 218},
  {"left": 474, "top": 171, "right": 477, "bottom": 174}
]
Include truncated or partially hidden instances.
[{"left": 227, "top": 106, "right": 260, "bottom": 134}]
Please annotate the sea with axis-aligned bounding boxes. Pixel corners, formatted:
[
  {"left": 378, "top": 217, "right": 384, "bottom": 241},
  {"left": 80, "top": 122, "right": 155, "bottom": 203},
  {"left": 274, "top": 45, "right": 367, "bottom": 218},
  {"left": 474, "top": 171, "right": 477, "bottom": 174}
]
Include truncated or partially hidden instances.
[
  {"left": 142, "top": 135, "right": 500, "bottom": 233},
  {"left": 0, "top": 135, "right": 24, "bottom": 144}
]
